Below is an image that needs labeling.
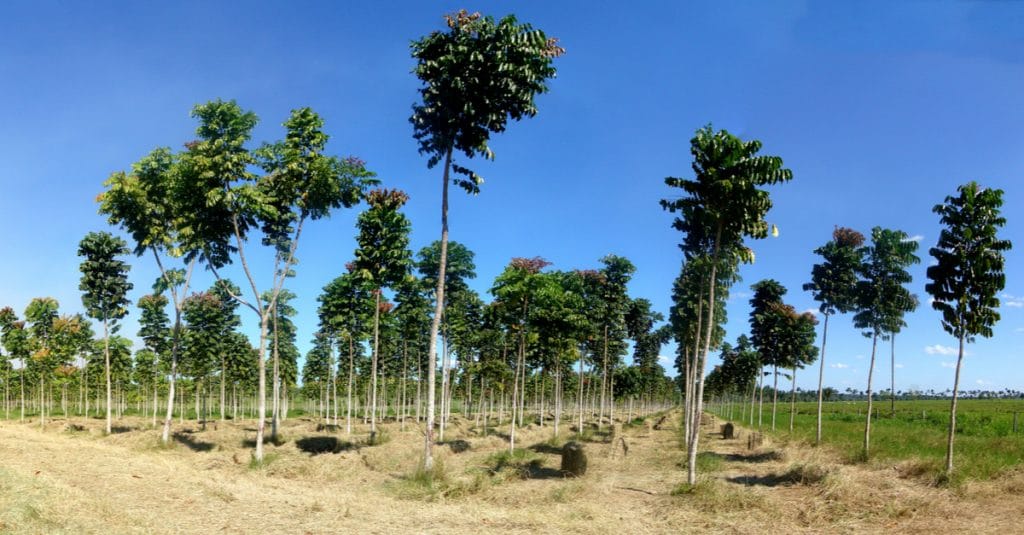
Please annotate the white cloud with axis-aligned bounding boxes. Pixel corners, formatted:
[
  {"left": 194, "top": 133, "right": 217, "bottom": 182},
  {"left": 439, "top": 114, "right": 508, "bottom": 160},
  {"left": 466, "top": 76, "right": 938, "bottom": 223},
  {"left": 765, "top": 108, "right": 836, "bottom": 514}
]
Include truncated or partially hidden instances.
[
  {"left": 830, "top": 362, "right": 849, "bottom": 369},
  {"left": 658, "top": 355, "right": 672, "bottom": 366},
  {"left": 925, "top": 344, "right": 958, "bottom": 356},
  {"left": 895, "top": 363, "right": 904, "bottom": 369},
  {"left": 940, "top": 361, "right": 956, "bottom": 369},
  {"left": 904, "top": 234, "right": 924, "bottom": 243},
  {"left": 802, "top": 308, "right": 820, "bottom": 316},
  {"left": 1001, "top": 294, "right": 1024, "bottom": 308},
  {"left": 855, "top": 354, "right": 865, "bottom": 360},
  {"left": 1015, "top": 327, "right": 1024, "bottom": 333},
  {"left": 976, "top": 379, "right": 991, "bottom": 386}
]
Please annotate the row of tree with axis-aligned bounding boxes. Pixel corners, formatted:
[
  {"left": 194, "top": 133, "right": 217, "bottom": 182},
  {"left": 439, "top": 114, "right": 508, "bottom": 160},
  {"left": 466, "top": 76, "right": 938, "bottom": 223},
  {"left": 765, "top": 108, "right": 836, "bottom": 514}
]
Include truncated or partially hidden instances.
[{"left": 662, "top": 123, "right": 1010, "bottom": 479}]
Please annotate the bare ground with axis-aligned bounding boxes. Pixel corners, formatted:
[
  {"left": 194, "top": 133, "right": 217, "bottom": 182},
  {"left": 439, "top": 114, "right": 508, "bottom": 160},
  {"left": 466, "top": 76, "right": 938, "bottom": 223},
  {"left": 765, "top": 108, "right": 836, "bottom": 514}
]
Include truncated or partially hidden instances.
[{"left": 0, "top": 412, "right": 1021, "bottom": 534}]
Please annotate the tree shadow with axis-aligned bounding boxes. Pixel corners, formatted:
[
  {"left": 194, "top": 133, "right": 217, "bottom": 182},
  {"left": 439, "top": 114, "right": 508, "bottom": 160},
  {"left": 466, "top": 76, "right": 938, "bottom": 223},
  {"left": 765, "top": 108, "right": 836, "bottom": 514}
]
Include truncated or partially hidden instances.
[
  {"left": 173, "top": 432, "right": 216, "bottom": 452},
  {"left": 440, "top": 439, "right": 471, "bottom": 454},
  {"left": 726, "top": 473, "right": 800, "bottom": 487},
  {"left": 295, "top": 436, "right": 358, "bottom": 455},
  {"left": 526, "top": 464, "right": 568, "bottom": 480},
  {"left": 110, "top": 426, "right": 136, "bottom": 434},
  {"left": 241, "top": 435, "right": 288, "bottom": 447},
  {"left": 724, "top": 450, "right": 784, "bottom": 463}
]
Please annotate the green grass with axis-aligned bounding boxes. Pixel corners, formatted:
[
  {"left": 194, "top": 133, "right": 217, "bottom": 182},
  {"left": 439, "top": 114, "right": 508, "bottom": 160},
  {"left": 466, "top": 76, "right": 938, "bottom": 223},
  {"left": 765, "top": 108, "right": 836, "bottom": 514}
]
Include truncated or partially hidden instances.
[{"left": 710, "top": 399, "right": 1024, "bottom": 480}]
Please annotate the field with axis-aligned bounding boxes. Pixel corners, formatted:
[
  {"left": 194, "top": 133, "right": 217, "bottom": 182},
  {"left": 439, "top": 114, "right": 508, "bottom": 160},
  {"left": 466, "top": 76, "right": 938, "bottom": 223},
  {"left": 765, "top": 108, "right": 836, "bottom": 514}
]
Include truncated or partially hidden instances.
[
  {"left": 2, "top": 410, "right": 1024, "bottom": 533},
  {"left": 710, "top": 398, "right": 1024, "bottom": 480}
]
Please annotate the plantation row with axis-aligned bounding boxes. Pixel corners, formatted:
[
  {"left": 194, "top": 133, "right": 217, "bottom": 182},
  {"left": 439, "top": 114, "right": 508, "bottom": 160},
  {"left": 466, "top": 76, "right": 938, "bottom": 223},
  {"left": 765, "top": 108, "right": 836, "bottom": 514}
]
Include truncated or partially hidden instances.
[{"left": 0, "top": 10, "right": 1013, "bottom": 487}]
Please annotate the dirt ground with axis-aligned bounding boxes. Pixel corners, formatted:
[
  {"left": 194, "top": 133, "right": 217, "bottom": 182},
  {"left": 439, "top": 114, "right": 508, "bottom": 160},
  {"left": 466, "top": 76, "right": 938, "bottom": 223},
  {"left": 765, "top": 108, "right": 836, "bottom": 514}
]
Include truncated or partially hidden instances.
[{"left": 0, "top": 411, "right": 1022, "bottom": 534}]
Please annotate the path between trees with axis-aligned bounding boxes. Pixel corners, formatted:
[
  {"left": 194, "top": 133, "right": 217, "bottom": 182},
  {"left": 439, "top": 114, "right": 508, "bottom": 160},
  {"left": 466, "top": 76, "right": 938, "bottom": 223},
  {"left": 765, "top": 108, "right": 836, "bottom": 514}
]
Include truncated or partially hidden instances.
[{"left": 0, "top": 413, "right": 1021, "bottom": 533}]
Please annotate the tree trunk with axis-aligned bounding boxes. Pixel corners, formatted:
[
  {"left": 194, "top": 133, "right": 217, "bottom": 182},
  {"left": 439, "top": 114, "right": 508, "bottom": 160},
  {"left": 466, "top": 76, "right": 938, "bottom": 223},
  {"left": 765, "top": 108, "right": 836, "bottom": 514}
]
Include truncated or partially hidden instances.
[
  {"left": 370, "top": 289, "right": 381, "bottom": 442},
  {"left": 771, "top": 365, "right": 779, "bottom": 431},
  {"left": 423, "top": 148, "right": 452, "bottom": 470},
  {"left": 815, "top": 312, "right": 830, "bottom": 445},
  {"left": 103, "top": 317, "right": 111, "bottom": 434},
  {"left": 863, "top": 332, "right": 879, "bottom": 459},
  {"left": 347, "top": 335, "right": 354, "bottom": 434},
  {"left": 890, "top": 334, "right": 896, "bottom": 418},
  {"left": 789, "top": 366, "right": 797, "bottom": 432},
  {"left": 271, "top": 305, "right": 280, "bottom": 440},
  {"left": 688, "top": 225, "right": 721, "bottom": 486},
  {"left": 254, "top": 315, "right": 270, "bottom": 461},
  {"left": 945, "top": 334, "right": 966, "bottom": 475}
]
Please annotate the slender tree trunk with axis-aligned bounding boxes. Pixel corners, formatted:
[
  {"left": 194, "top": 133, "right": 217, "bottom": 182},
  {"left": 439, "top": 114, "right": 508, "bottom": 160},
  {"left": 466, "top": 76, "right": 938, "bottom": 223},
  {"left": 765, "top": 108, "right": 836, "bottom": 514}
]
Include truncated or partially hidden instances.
[
  {"left": 220, "top": 358, "right": 226, "bottom": 422},
  {"left": 103, "top": 317, "right": 111, "bottom": 434},
  {"left": 815, "top": 312, "right": 830, "bottom": 445},
  {"left": 863, "top": 332, "right": 879, "bottom": 459},
  {"left": 577, "top": 347, "right": 584, "bottom": 436},
  {"left": 890, "top": 334, "right": 896, "bottom": 418},
  {"left": 945, "top": 334, "right": 966, "bottom": 475},
  {"left": 688, "top": 227, "right": 721, "bottom": 486},
  {"left": 401, "top": 340, "right": 408, "bottom": 431},
  {"left": 789, "top": 366, "right": 797, "bottom": 432},
  {"left": 600, "top": 325, "right": 608, "bottom": 430},
  {"left": 771, "top": 365, "right": 779, "bottom": 431},
  {"left": 370, "top": 290, "right": 381, "bottom": 442},
  {"left": 254, "top": 316, "right": 270, "bottom": 461},
  {"left": 271, "top": 306, "right": 280, "bottom": 440},
  {"left": 423, "top": 149, "right": 452, "bottom": 470},
  {"left": 347, "top": 336, "right": 354, "bottom": 434}
]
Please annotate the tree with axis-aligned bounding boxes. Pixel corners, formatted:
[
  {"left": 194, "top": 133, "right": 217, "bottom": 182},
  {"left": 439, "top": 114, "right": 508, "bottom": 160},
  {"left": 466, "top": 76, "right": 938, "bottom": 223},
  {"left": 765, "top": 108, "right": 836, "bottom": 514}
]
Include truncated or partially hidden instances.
[
  {"left": 318, "top": 267, "right": 374, "bottom": 434},
  {"left": 491, "top": 256, "right": 551, "bottom": 451},
  {"left": 662, "top": 126, "right": 792, "bottom": 485},
  {"left": 0, "top": 308, "right": 31, "bottom": 420},
  {"left": 804, "top": 226, "right": 865, "bottom": 444},
  {"left": 353, "top": 189, "right": 412, "bottom": 442},
  {"left": 410, "top": 9, "right": 563, "bottom": 469},
  {"left": 78, "top": 231, "right": 133, "bottom": 434},
  {"left": 174, "top": 101, "right": 373, "bottom": 461},
  {"left": 100, "top": 146, "right": 197, "bottom": 443},
  {"left": 749, "top": 280, "right": 788, "bottom": 430},
  {"left": 853, "top": 227, "right": 919, "bottom": 459},
  {"left": 925, "top": 182, "right": 1011, "bottom": 476}
]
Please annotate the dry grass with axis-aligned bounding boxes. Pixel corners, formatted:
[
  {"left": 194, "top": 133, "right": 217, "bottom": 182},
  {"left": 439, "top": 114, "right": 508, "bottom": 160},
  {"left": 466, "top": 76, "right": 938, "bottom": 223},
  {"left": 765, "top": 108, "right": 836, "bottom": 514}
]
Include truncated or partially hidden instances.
[{"left": 0, "top": 411, "right": 1022, "bottom": 534}]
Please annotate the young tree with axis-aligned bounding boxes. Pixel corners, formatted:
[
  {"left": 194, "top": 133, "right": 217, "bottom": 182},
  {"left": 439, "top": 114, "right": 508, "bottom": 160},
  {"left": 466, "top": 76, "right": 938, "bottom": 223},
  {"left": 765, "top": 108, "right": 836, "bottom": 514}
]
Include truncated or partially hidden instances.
[
  {"left": 853, "top": 227, "right": 919, "bottom": 459},
  {"left": 78, "top": 231, "right": 133, "bottom": 434},
  {"left": 100, "top": 147, "right": 200, "bottom": 443},
  {"left": 353, "top": 189, "right": 413, "bottom": 442},
  {"left": 925, "top": 182, "right": 1011, "bottom": 476},
  {"left": 0, "top": 308, "right": 31, "bottom": 420},
  {"left": 175, "top": 101, "right": 373, "bottom": 461},
  {"left": 410, "top": 9, "right": 563, "bottom": 469},
  {"left": 804, "top": 227, "right": 865, "bottom": 444},
  {"left": 749, "top": 280, "right": 788, "bottom": 430},
  {"left": 662, "top": 126, "right": 792, "bottom": 485},
  {"left": 318, "top": 266, "right": 374, "bottom": 434}
]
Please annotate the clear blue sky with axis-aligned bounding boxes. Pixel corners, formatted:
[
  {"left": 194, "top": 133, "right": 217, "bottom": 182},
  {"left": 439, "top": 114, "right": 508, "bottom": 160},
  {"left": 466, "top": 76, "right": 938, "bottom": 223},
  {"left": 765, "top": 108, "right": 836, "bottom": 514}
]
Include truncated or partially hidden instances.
[{"left": 1, "top": 1, "right": 1021, "bottom": 393}]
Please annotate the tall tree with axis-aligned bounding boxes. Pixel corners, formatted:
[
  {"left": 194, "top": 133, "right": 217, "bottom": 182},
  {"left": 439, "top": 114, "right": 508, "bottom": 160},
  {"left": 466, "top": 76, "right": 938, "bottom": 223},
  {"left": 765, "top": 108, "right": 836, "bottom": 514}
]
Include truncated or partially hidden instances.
[
  {"left": 353, "top": 189, "right": 413, "bottom": 443},
  {"left": 662, "top": 126, "right": 792, "bottom": 485},
  {"left": 925, "top": 182, "right": 1011, "bottom": 476},
  {"left": 78, "top": 231, "right": 133, "bottom": 434},
  {"left": 853, "top": 227, "right": 919, "bottom": 459},
  {"left": 174, "top": 101, "right": 373, "bottom": 461},
  {"left": 804, "top": 227, "right": 865, "bottom": 444},
  {"left": 749, "top": 280, "right": 788, "bottom": 430},
  {"left": 410, "top": 9, "right": 563, "bottom": 469},
  {"left": 100, "top": 147, "right": 198, "bottom": 443}
]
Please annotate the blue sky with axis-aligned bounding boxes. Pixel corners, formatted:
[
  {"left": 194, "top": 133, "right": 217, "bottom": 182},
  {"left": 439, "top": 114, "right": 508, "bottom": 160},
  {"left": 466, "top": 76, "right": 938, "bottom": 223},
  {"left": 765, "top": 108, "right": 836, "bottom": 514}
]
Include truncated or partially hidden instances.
[{"left": 1, "top": 1, "right": 1022, "bottom": 393}]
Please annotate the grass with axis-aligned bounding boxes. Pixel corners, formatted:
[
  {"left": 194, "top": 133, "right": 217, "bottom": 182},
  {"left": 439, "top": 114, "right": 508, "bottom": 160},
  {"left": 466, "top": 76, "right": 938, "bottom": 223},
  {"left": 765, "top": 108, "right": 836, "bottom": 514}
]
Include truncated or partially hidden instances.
[{"left": 710, "top": 398, "right": 1024, "bottom": 480}]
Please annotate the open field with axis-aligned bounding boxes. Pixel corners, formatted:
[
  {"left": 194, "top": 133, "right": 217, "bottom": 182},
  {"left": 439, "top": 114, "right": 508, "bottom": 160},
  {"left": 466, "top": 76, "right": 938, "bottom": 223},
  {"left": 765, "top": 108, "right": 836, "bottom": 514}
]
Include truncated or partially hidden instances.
[
  {"left": 2, "top": 411, "right": 1024, "bottom": 533},
  {"left": 711, "top": 398, "right": 1024, "bottom": 480}
]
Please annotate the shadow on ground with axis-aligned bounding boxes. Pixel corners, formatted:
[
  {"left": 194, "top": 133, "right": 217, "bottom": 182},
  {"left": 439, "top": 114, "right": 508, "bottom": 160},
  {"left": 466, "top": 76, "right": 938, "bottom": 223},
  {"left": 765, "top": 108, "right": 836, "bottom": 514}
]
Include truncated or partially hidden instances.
[{"left": 295, "top": 436, "right": 358, "bottom": 455}]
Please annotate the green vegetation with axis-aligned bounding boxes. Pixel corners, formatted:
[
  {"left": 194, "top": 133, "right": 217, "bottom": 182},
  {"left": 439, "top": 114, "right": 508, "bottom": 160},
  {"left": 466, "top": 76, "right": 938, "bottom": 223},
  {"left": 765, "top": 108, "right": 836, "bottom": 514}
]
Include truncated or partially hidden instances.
[{"left": 710, "top": 399, "right": 1024, "bottom": 480}]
